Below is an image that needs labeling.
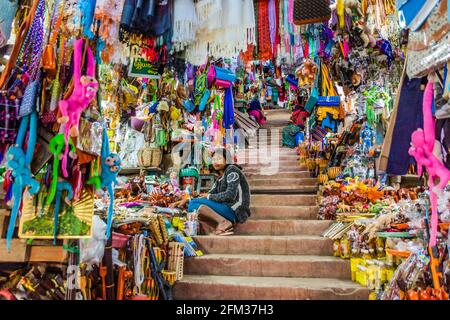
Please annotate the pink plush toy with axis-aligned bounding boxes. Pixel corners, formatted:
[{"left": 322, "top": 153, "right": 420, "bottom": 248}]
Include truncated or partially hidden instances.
[
  {"left": 58, "top": 38, "right": 98, "bottom": 177},
  {"left": 409, "top": 80, "right": 450, "bottom": 246}
]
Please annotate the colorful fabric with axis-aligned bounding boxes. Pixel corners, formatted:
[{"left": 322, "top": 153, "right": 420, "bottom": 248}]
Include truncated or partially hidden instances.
[
  {"left": 257, "top": 0, "right": 273, "bottom": 61},
  {"left": 282, "top": 124, "right": 301, "bottom": 148}
]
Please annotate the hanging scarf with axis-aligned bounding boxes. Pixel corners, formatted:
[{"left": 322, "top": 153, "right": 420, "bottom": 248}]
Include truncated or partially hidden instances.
[
  {"left": 268, "top": 0, "right": 277, "bottom": 51},
  {"left": 222, "top": 87, "right": 235, "bottom": 129},
  {"left": 257, "top": 0, "right": 273, "bottom": 61}
]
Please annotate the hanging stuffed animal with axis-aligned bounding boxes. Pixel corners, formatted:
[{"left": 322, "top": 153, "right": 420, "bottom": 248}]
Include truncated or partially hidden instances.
[
  {"left": 52, "top": 181, "right": 74, "bottom": 244},
  {"left": 409, "top": 80, "right": 450, "bottom": 247},
  {"left": 46, "top": 134, "right": 76, "bottom": 205},
  {"left": 87, "top": 128, "right": 121, "bottom": 239},
  {"left": 5, "top": 111, "right": 40, "bottom": 251},
  {"left": 58, "top": 38, "right": 98, "bottom": 178}
]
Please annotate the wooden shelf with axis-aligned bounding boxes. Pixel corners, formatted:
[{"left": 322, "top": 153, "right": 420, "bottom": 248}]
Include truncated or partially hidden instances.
[{"left": 0, "top": 239, "right": 28, "bottom": 262}]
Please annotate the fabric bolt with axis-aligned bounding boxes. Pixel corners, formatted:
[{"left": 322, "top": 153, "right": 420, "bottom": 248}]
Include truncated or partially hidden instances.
[
  {"left": 188, "top": 198, "right": 236, "bottom": 222},
  {"left": 387, "top": 76, "right": 426, "bottom": 175}
]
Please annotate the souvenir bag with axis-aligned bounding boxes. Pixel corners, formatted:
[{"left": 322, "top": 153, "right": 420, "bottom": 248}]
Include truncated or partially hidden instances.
[
  {"left": 318, "top": 63, "right": 340, "bottom": 107},
  {"left": 42, "top": 1, "right": 64, "bottom": 76},
  {"left": 0, "top": 0, "right": 43, "bottom": 148},
  {"left": 406, "top": 0, "right": 450, "bottom": 79},
  {"left": 77, "top": 108, "right": 104, "bottom": 156},
  {"left": 293, "top": 0, "right": 331, "bottom": 25}
]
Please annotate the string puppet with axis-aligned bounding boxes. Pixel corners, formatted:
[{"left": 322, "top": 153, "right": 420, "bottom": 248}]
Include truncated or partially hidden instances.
[
  {"left": 409, "top": 79, "right": 450, "bottom": 247},
  {"left": 88, "top": 128, "right": 121, "bottom": 238},
  {"left": 58, "top": 38, "right": 98, "bottom": 178}
]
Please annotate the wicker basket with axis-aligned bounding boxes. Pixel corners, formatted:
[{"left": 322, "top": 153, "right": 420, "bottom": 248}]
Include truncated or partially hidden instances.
[
  {"left": 137, "top": 147, "right": 162, "bottom": 167},
  {"left": 318, "top": 173, "right": 329, "bottom": 185},
  {"left": 328, "top": 167, "right": 342, "bottom": 179}
]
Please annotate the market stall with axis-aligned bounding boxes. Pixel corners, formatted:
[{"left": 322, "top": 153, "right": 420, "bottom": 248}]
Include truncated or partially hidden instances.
[{"left": 0, "top": 0, "right": 449, "bottom": 301}]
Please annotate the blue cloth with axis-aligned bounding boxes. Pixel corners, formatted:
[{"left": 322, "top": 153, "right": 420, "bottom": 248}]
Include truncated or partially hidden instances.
[
  {"left": 188, "top": 198, "right": 236, "bottom": 222},
  {"left": 222, "top": 87, "right": 235, "bottom": 128},
  {"left": 387, "top": 76, "right": 425, "bottom": 175}
]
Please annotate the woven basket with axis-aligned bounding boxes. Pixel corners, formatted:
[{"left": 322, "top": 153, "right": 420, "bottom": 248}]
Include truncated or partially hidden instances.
[
  {"left": 137, "top": 147, "right": 162, "bottom": 167},
  {"left": 306, "top": 158, "right": 316, "bottom": 171},
  {"left": 318, "top": 174, "right": 329, "bottom": 185},
  {"left": 168, "top": 242, "right": 185, "bottom": 281},
  {"left": 328, "top": 167, "right": 342, "bottom": 179}
]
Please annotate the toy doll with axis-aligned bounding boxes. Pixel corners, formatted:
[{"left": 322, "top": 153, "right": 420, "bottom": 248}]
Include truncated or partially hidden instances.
[
  {"left": 88, "top": 128, "right": 121, "bottom": 239},
  {"left": 409, "top": 80, "right": 450, "bottom": 247},
  {"left": 58, "top": 38, "right": 98, "bottom": 178}
]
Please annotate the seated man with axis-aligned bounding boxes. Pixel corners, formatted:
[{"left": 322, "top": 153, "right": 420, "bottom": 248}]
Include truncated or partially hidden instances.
[{"left": 188, "top": 148, "right": 251, "bottom": 236}]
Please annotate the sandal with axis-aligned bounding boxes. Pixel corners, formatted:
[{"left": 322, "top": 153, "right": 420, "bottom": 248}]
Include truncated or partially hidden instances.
[{"left": 214, "top": 228, "right": 234, "bottom": 236}]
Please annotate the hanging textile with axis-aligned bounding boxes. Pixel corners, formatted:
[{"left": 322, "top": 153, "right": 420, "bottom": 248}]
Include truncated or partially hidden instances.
[
  {"left": 186, "top": 0, "right": 256, "bottom": 65},
  {"left": 257, "top": 0, "right": 273, "bottom": 61},
  {"left": 172, "top": 0, "right": 198, "bottom": 52},
  {"left": 223, "top": 87, "right": 235, "bottom": 129}
]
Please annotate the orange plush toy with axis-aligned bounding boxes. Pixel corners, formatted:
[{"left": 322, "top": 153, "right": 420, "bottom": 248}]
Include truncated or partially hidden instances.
[{"left": 296, "top": 60, "right": 317, "bottom": 87}]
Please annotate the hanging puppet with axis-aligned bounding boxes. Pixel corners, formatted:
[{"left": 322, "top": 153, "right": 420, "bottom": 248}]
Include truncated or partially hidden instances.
[
  {"left": 88, "top": 128, "right": 121, "bottom": 239},
  {"left": 58, "top": 38, "right": 98, "bottom": 178}
]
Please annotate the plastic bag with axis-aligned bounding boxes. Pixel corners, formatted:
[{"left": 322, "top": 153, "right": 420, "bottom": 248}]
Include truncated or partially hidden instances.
[{"left": 79, "top": 215, "right": 107, "bottom": 269}]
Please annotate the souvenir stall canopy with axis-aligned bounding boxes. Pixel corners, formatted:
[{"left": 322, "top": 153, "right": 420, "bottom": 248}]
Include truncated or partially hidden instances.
[{"left": 0, "top": 0, "right": 449, "bottom": 301}]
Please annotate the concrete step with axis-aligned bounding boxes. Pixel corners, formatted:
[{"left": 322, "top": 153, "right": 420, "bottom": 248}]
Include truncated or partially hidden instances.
[
  {"left": 250, "top": 206, "right": 319, "bottom": 220},
  {"left": 251, "top": 194, "right": 317, "bottom": 206},
  {"left": 234, "top": 220, "right": 331, "bottom": 236},
  {"left": 249, "top": 178, "right": 317, "bottom": 187},
  {"left": 193, "top": 235, "right": 333, "bottom": 255},
  {"left": 174, "top": 275, "right": 370, "bottom": 300},
  {"left": 184, "top": 254, "right": 350, "bottom": 279},
  {"left": 244, "top": 165, "right": 307, "bottom": 173},
  {"left": 237, "top": 154, "right": 300, "bottom": 162},
  {"left": 251, "top": 186, "right": 318, "bottom": 194},
  {"left": 246, "top": 171, "right": 311, "bottom": 179},
  {"left": 242, "top": 160, "right": 301, "bottom": 167}
]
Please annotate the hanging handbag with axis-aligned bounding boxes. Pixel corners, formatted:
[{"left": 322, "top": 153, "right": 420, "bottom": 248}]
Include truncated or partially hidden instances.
[
  {"left": 406, "top": 0, "right": 450, "bottom": 79},
  {"left": 19, "top": 73, "right": 41, "bottom": 117},
  {"left": 317, "top": 64, "right": 340, "bottom": 107},
  {"left": 214, "top": 66, "right": 237, "bottom": 84},
  {"left": 293, "top": 0, "right": 331, "bottom": 25}
]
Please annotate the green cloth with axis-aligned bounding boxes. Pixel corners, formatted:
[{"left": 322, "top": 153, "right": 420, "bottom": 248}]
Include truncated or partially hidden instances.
[{"left": 282, "top": 124, "right": 301, "bottom": 148}]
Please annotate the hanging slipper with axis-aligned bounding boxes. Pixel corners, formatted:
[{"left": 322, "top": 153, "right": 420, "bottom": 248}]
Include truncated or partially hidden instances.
[
  {"left": 198, "top": 89, "right": 211, "bottom": 112},
  {"left": 183, "top": 99, "right": 196, "bottom": 113}
]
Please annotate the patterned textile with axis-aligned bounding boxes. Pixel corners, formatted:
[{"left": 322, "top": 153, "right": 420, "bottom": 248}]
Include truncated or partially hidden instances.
[
  {"left": 257, "top": 0, "right": 273, "bottom": 61},
  {"left": 0, "top": 95, "right": 20, "bottom": 146}
]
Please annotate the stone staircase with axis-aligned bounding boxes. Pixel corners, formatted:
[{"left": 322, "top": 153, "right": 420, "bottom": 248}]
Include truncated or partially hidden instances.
[{"left": 173, "top": 109, "right": 370, "bottom": 300}]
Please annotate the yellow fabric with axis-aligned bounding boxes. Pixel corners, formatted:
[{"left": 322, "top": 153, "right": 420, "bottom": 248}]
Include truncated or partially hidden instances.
[{"left": 317, "top": 107, "right": 340, "bottom": 121}]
